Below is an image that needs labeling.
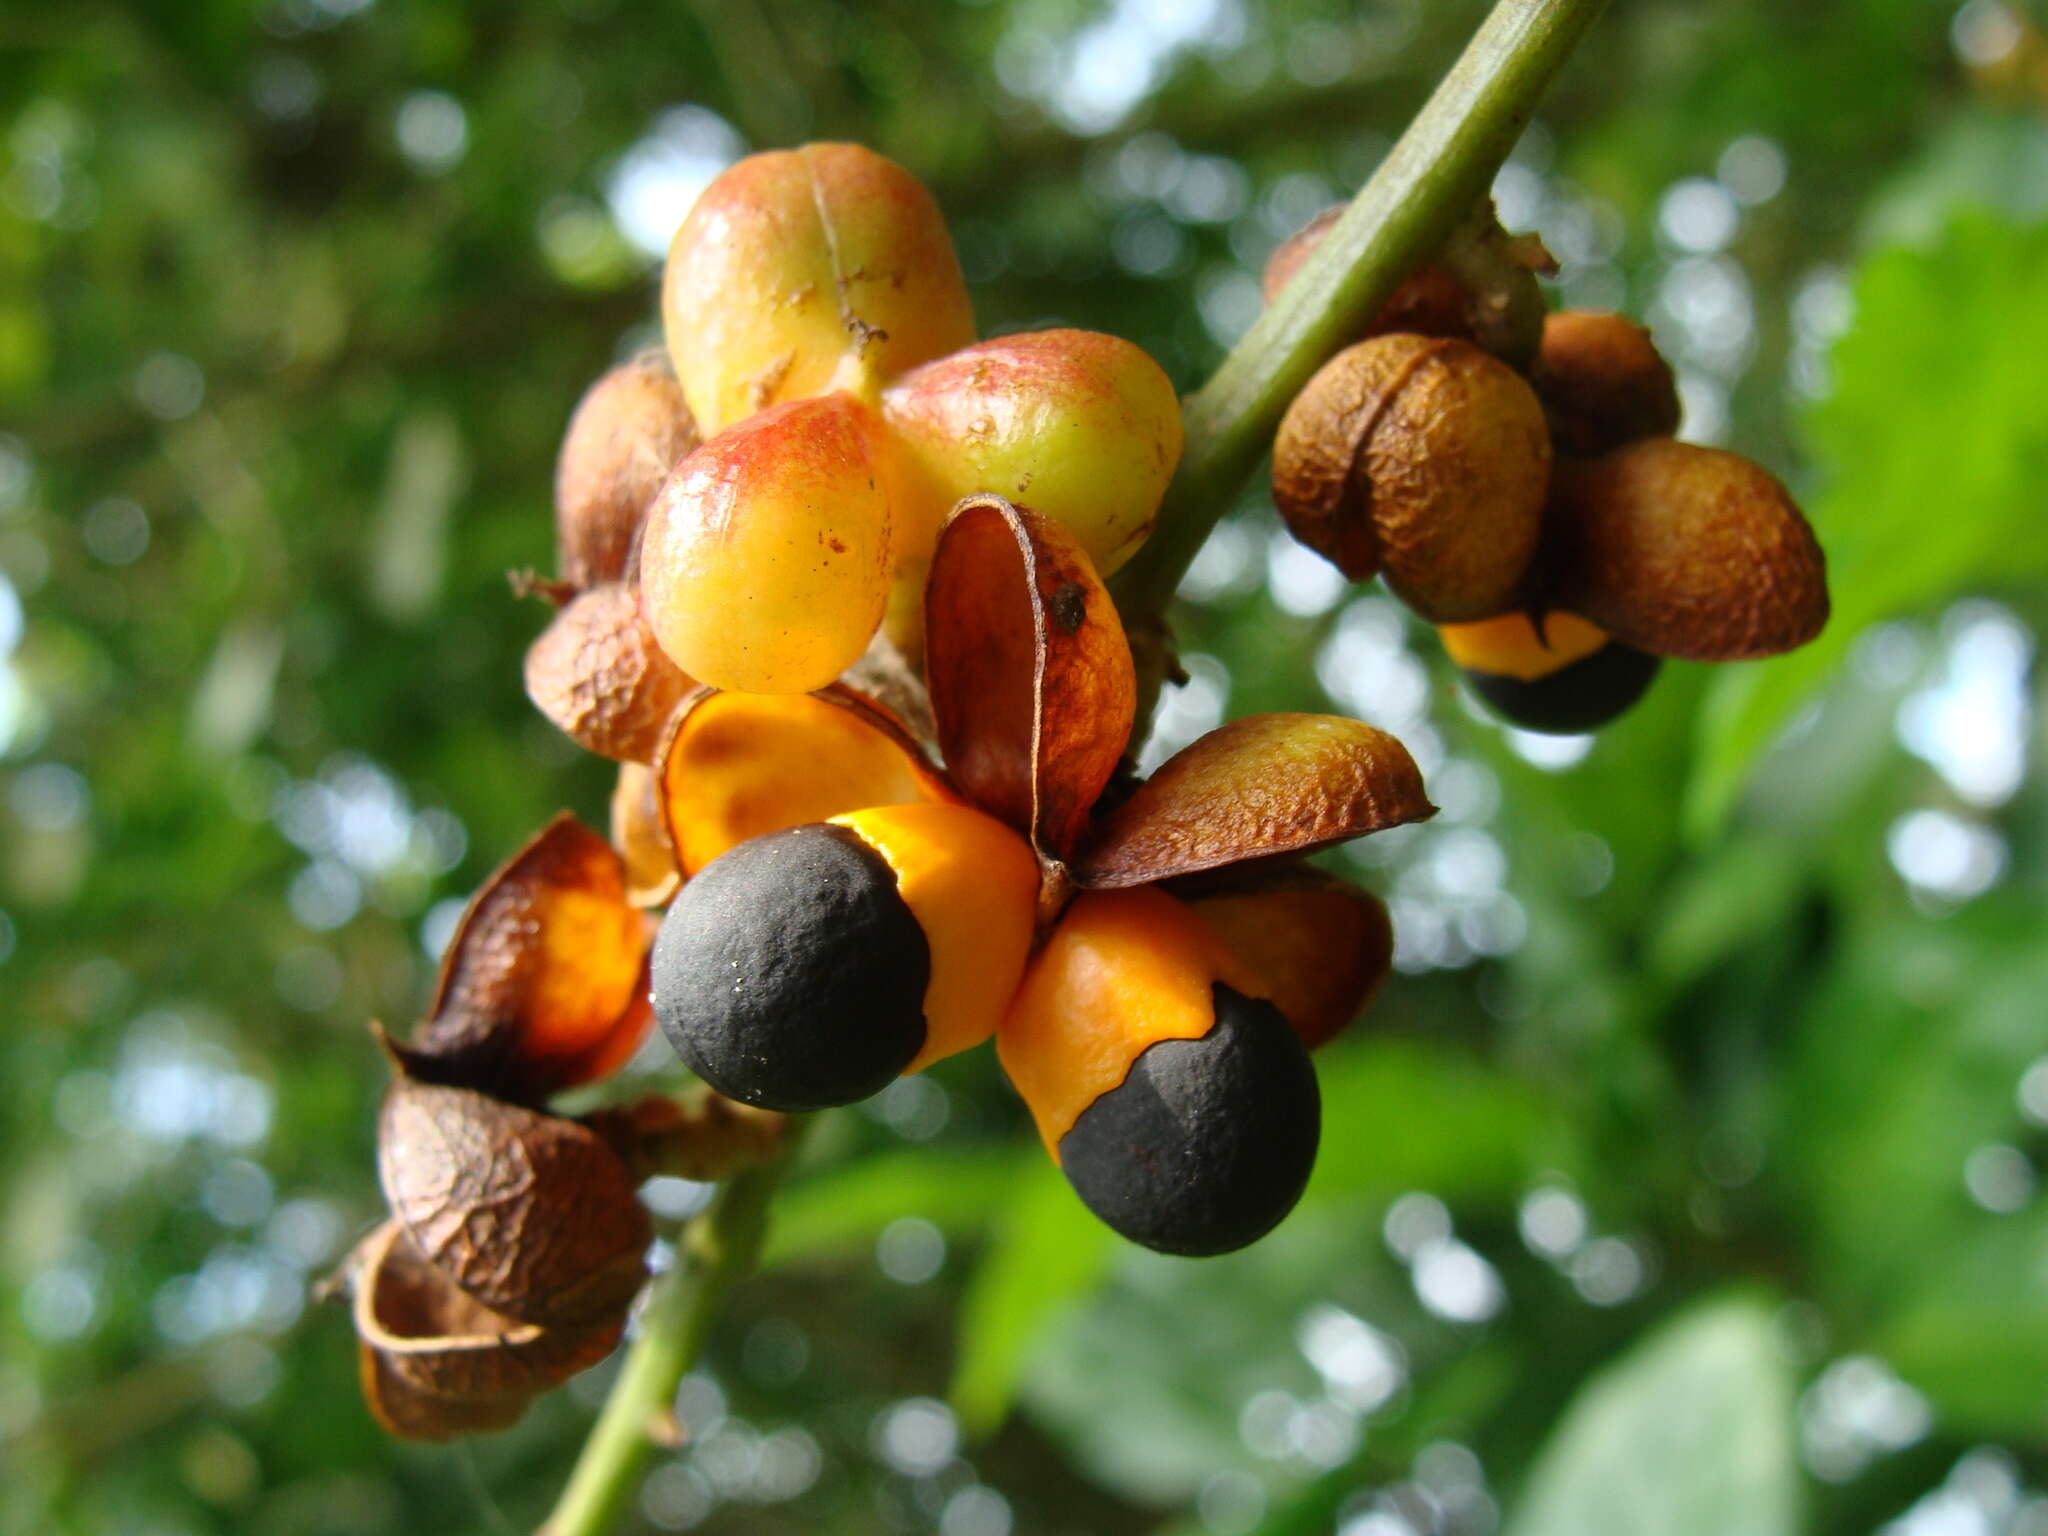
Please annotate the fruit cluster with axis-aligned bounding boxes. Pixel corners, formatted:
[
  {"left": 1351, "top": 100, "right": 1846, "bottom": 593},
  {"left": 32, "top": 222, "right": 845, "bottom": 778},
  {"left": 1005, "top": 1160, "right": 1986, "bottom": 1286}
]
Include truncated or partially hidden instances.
[
  {"left": 639, "top": 494, "right": 1427, "bottom": 1257},
  {"left": 341, "top": 146, "right": 1833, "bottom": 1445},
  {"left": 1265, "top": 206, "right": 1829, "bottom": 732},
  {"left": 344, "top": 143, "right": 1438, "bottom": 1441}
]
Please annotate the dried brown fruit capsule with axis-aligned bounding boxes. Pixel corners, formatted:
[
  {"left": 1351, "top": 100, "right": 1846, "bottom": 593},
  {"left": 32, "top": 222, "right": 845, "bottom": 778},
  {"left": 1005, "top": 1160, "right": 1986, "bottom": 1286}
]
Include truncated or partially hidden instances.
[
  {"left": 523, "top": 582, "right": 694, "bottom": 763},
  {"left": 1547, "top": 438, "right": 1829, "bottom": 661},
  {"left": 377, "top": 1077, "right": 651, "bottom": 1329},
  {"left": 392, "top": 814, "right": 652, "bottom": 1101},
  {"left": 554, "top": 349, "right": 699, "bottom": 589},
  {"left": 1272, "top": 334, "right": 1551, "bottom": 622},
  {"left": 350, "top": 1220, "right": 623, "bottom": 1441},
  {"left": 1262, "top": 206, "right": 1547, "bottom": 369},
  {"left": 1534, "top": 311, "right": 1682, "bottom": 458}
]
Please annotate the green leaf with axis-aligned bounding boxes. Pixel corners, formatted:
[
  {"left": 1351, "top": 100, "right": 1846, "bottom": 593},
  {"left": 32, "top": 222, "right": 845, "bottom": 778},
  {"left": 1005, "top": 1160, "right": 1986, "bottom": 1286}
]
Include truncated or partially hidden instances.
[
  {"left": 1881, "top": 1209, "right": 2048, "bottom": 1439},
  {"left": 950, "top": 1153, "right": 1113, "bottom": 1438},
  {"left": 761, "top": 1146, "right": 1026, "bottom": 1269},
  {"left": 1686, "top": 212, "right": 2048, "bottom": 839},
  {"left": 1506, "top": 1294, "right": 1799, "bottom": 1536},
  {"left": 1643, "top": 834, "right": 1806, "bottom": 993},
  {"left": 1308, "top": 1037, "right": 1561, "bottom": 1207}
]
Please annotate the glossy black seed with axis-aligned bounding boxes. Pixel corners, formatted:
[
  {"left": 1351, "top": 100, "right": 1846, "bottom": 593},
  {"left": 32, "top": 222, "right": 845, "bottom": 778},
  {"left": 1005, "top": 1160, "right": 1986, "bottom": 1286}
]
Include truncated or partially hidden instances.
[
  {"left": 1058, "top": 984, "right": 1320, "bottom": 1257},
  {"left": 1465, "top": 640, "right": 1659, "bottom": 734},
  {"left": 650, "top": 824, "right": 930, "bottom": 1110}
]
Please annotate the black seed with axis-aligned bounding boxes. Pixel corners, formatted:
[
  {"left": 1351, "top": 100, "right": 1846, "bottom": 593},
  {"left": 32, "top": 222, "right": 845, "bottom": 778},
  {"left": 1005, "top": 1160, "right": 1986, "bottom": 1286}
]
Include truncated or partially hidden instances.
[
  {"left": 650, "top": 824, "right": 930, "bottom": 1110},
  {"left": 1058, "top": 984, "right": 1320, "bottom": 1257},
  {"left": 1465, "top": 641, "right": 1659, "bottom": 733}
]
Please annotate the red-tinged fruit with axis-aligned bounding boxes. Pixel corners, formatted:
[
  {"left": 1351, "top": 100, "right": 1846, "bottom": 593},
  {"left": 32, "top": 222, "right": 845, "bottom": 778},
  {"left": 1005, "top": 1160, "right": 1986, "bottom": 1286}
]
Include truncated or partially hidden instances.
[
  {"left": 663, "top": 143, "right": 976, "bottom": 434},
  {"left": 882, "top": 330, "right": 1182, "bottom": 581},
  {"left": 639, "top": 393, "right": 899, "bottom": 694}
]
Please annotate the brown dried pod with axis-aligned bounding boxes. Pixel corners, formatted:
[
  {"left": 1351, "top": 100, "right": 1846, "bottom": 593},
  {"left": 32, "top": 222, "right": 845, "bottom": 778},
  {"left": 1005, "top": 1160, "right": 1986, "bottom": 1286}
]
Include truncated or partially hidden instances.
[
  {"left": 350, "top": 1220, "right": 623, "bottom": 1440},
  {"left": 377, "top": 1076, "right": 651, "bottom": 1329},
  {"left": 611, "top": 762, "right": 681, "bottom": 908},
  {"left": 1272, "top": 334, "right": 1551, "bottom": 622},
  {"left": 1535, "top": 312, "right": 1681, "bottom": 458},
  {"left": 1547, "top": 437, "right": 1829, "bottom": 661},
  {"left": 523, "top": 582, "right": 694, "bottom": 763},
  {"left": 555, "top": 348, "right": 700, "bottom": 589},
  {"left": 1262, "top": 205, "right": 1548, "bottom": 368},
  {"left": 1077, "top": 713, "right": 1435, "bottom": 889},
  {"left": 399, "top": 814, "right": 652, "bottom": 1101}
]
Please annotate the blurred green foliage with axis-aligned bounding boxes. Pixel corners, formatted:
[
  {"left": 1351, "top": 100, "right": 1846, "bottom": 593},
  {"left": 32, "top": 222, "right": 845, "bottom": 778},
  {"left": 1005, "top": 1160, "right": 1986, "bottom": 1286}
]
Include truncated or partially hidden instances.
[{"left": 5, "top": 2, "right": 2048, "bottom": 1534}]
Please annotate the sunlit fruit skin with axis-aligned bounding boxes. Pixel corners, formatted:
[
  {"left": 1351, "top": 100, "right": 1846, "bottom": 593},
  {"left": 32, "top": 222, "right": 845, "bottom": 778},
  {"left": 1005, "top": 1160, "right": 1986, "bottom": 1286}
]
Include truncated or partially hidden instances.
[
  {"left": 1534, "top": 312, "right": 1681, "bottom": 458},
  {"left": 881, "top": 330, "right": 1182, "bottom": 581},
  {"left": 1548, "top": 438, "right": 1829, "bottom": 661},
  {"left": 554, "top": 349, "right": 699, "bottom": 589},
  {"left": 1271, "top": 334, "right": 1550, "bottom": 622},
  {"left": 662, "top": 143, "right": 977, "bottom": 435},
  {"left": 1441, "top": 610, "right": 1660, "bottom": 733},
  {"left": 650, "top": 805, "right": 1036, "bottom": 1109},
  {"left": 1000, "top": 888, "right": 1319, "bottom": 1257},
  {"left": 638, "top": 393, "right": 896, "bottom": 695}
]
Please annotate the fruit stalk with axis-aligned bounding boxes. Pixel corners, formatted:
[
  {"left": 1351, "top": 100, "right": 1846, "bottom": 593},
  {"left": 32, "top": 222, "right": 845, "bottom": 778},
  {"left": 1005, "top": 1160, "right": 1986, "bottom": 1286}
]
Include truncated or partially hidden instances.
[
  {"left": 1110, "top": 0, "right": 1612, "bottom": 717},
  {"left": 538, "top": 1122, "right": 806, "bottom": 1536}
]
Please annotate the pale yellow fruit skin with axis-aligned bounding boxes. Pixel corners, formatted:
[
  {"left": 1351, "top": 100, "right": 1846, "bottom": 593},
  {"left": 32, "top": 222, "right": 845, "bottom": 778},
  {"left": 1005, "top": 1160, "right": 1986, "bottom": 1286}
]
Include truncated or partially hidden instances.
[
  {"left": 638, "top": 394, "right": 894, "bottom": 695},
  {"left": 662, "top": 143, "right": 977, "bottom": 436},
  {"left": 881, "top": 329, "right": 1182, "bottom": 581}
]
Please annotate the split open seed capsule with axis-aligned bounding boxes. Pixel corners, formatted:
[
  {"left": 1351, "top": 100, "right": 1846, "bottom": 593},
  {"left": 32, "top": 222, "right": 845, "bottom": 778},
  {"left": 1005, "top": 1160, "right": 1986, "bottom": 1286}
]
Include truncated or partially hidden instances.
[
  {"left": 650, "top": 803, "right": 1036, "bottom": 1111},
  {"left": 1440, "top": 610, "right": 1660, "bottom": 734},
  {"left": 1000, "top": 888, "right": 1320, "bottom": 1257}
]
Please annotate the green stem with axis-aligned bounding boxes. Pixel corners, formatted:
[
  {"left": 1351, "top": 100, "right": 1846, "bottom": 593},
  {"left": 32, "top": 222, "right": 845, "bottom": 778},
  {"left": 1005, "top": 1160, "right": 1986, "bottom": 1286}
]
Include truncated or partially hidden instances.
[
  {"left": 539, "top": 1126, "right": 805, "bottom": 1536},
  {"left": 1111, "top": 0, "right": 1611, "bottom": 710}
]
